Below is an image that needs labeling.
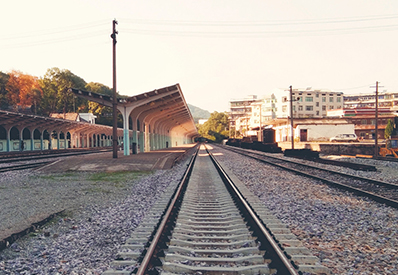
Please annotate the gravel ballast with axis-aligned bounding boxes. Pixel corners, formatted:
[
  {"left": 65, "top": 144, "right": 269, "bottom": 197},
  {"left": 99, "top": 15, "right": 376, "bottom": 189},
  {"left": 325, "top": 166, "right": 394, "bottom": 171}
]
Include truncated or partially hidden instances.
[
  {"left": 210, "top": 145, "right": 398, "bottom": 275},
  {"left": 0, "top": 160, "right": 189, "bottom": 274},
  {"left": 1, "top": 146, "right": 398, "bottom": 274}
]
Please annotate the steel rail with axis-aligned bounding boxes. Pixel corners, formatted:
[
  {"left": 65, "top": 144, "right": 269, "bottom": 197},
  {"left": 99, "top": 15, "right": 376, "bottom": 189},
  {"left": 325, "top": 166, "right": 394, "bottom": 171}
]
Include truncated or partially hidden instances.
[
  {"left": 206, "top": 145, "right": 299, "bottom": 275},
  {"left": 135, "top": 146, "right": 199, "bottom": 275},
  {"left": 0, "top": 161, "right": 53, "bottom": 173},
  {"left": 0, "top": 149, "right": 112, "bottom": 164},
  {"left": 224, "top": 145, "right": 398, "bottom": 209},
  {"left": 226, "top": 145, "right": 398, "bottom": 189}
]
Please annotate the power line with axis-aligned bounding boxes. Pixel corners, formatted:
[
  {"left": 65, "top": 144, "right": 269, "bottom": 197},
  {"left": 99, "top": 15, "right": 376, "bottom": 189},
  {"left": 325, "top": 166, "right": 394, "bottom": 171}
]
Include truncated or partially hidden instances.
[
  {"left": 0, "top": 30, "right": 109, "bottom": 49},
  {"left": 5, "top": 20, "right": 109, "bottom": 41},
  {"left": 119, "top": 23, "right": 398, "bottom": 38},
  {"left": 337, "top": 84, "right": 376, "bottom": 91},
  {"left": 120, "top": 14, "right": 398, "bottom": 27}
]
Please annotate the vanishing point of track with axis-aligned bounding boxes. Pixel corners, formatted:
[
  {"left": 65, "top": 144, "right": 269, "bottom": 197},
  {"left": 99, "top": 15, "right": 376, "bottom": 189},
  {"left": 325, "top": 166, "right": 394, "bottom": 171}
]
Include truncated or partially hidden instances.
[{"left": 105, "top": 144, "right": 330, "bottom": 275}]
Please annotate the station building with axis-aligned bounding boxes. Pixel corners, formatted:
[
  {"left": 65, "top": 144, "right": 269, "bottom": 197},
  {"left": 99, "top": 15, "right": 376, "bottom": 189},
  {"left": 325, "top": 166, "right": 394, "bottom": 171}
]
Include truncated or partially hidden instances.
[
  {"left": 0, "top": 110, "right": 123, "bottom": 152},
  {"left": 69, "top": 83, "right": 198, "bottom": 155},
  {"left": 0, "top": 83, "right": 198, "bottom": 153}
]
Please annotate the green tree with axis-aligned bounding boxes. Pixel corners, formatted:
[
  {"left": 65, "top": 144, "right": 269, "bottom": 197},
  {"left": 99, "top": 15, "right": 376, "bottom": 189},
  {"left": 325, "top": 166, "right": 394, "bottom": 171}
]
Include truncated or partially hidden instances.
[
  {"left": 85, "top": 82, "right": 116, "bottom": 126},
  {"left": 0, "top": 72, "right": 10, "bottom": 109},
  {"left": 38, "top": 68, "right": 87, "bottom": 115},
  {"left": 197, "top": 111, "right": 229, "bottom": 143},
  {"left": 385, "top": 119, "right": 394, "bottom": 139}
]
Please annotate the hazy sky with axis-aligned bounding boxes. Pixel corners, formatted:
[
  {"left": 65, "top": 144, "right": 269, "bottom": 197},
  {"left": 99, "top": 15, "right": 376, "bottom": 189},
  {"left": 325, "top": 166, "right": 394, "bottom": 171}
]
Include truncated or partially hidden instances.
[{"left": 1, "top": 0, "right": 398, "bottom": 112}]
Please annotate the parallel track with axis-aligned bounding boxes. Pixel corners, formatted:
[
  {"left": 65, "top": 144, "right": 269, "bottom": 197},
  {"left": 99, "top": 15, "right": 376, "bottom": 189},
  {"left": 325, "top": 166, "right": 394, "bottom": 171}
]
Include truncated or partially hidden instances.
[
  {"left": 0, "top": 148, "right": 112, "bottom": 164},
  {"left": 0, "top": 161, "right": 53, "bottom": 173},
  {"left": 223, "top": 145, "right": 398, "bottom": 209},
  {"left": 105, "top": 145, "right": 330, "bottom": 275},
  {"left": 0, "top": 148, "right": 112, "bottom": 173}
]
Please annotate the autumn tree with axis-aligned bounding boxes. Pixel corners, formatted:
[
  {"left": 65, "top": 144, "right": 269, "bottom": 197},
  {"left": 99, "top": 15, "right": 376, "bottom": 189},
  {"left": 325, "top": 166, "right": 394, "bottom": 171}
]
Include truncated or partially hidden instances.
[
  {"left": 5, "top": 70, "right": 43, "bottom": 111},
  {"left": 197, "top": 111, "right": 229, "bottom": 143}
]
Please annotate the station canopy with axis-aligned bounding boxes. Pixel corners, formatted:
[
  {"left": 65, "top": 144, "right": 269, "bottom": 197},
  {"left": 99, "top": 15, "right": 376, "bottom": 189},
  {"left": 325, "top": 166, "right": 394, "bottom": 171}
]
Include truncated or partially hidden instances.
[{"left": 68, "top": 83, "right": 198, "bottom": 139}]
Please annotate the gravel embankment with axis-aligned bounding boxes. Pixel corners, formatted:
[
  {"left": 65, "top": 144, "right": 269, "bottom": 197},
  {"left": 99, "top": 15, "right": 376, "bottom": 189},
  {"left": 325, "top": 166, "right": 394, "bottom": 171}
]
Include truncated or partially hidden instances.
[
  {"left": 0, "top": 159, "right": 189, "bottom": 274},
  {"left": 1, "top": 146, "right": 398, "bottom": 274},
  {"left": 211, "top": 145, "right": 398, "bottom": 275}
]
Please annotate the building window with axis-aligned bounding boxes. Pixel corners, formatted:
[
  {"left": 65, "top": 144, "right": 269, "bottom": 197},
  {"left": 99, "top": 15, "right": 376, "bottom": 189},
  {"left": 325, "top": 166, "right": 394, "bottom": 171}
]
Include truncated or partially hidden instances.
[
  {"left": 282, "top": 106, "right": 287, "bottom": 112},
  {"left": 316, "top": 94, "right": 319, "bottom": 98},
  {"left": 322, "top": 97, "right": 326, "bottom": 102},
  {"left": 329, "top": 106, "right": 334, "bottom": 110},
  {"left": 306, "top": 106, "right": 313, "bottom": 111},
  {"left": 298, "top": 105, "right": 303, "bottom": 111},
  {"left": 329, "top": 97, "right": 334, "bottom": 102},
  {"left": 361, "top": 119, "right": 367, "bottom": 124},
  {"left": 322, "top": 105, "right": 326, "bottom": 111},
  {"left": 371, "top": 119, "right": 376, "bottom": 125},
  {"left": 316, "top": 111, "right": 319, "bottom": 116},
  {"left": 316, "top": 102, "right": 319, "bottom": 107},
  {"left": 305, "top": 97, "right": 313, "bottom": 102},
  {"left": 337, "top": 97, "right": 341, "bottom": 102},
  {"left": 282, "top": 96, "right": 287, "bottom": 102}
]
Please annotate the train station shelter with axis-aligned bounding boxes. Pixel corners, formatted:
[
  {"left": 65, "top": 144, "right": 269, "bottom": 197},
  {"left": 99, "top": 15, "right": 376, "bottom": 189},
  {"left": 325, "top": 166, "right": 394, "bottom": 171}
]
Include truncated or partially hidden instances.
[
  {"left": 0, "top": 110, "right": 124, "bottom": 152},
  {"left": 69, "top": 83, "right": 198, "bottom": 155}
]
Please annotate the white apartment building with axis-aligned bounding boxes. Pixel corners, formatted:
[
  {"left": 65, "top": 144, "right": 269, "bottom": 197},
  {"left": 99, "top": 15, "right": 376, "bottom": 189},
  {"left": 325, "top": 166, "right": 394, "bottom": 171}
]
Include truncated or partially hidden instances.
[
  {"left": 230, "top": 88, "right": 344, "bottom": 137},
  {"left": 229, "top": 95, "right": 261, "bottom": 137},
  {"left": 274, "top": 88, "right": 344, "bottom": 118},
  {"left": 249, "top": 94, "right": 277, "bottom": 130}
]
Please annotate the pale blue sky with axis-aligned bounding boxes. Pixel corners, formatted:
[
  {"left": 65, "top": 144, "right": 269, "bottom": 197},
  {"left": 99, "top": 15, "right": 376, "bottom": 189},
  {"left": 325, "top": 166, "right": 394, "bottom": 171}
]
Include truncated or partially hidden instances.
[{"left": 1, "top": 0, "right": 398, "bottom": 112}]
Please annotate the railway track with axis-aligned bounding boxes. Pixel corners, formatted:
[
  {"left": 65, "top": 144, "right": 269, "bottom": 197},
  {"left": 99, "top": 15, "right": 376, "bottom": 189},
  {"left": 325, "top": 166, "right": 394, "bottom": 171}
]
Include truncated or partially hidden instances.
[
  {"left": 104, "top": 145, "right": 330, "bottom": 275},
  {"left": 0, "top": 148, "right": 112, "bottom": 164},
  {"left": 0, "top": 161, "right": 53, "bottom": 173},
  {"left": 223, "top": 145, "right": 398, "bottom": 209},
  {"left": 0, "top": 148, "right": 112, "bottom": 173}
]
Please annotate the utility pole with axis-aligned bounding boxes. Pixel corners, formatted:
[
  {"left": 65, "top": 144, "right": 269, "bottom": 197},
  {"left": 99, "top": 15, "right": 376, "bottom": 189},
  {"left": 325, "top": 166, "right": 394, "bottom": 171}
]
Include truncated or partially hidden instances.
[
  {"left": 370, "top": 81, "right": 383, "bottom": 158},
  {"left": 375, "top": 81, "right": 378, "bottom": 158},
  {"left": 259, "top": 102, "right": 262, "bottom": 142},
  {"left": 111, "top": 19, "right": 118, "bottom": 158},
  {"left": 290, "top": 85, "right": 294, "bottom": 149}
]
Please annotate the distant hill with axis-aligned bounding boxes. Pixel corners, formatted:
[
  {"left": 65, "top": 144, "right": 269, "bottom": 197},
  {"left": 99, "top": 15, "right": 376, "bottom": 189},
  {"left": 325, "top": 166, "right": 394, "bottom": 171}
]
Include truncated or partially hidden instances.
[{"left": 188, "top": 104, "right": 211, "bottom": 124}]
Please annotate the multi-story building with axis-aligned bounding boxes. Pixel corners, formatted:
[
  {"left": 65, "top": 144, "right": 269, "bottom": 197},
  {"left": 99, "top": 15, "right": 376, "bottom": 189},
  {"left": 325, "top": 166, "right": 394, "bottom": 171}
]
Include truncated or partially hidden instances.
[
  {"left": 229, "top": 88, "right": 344, "bottom": 137},
  {"left": 344, "top": 92, "right": 398, "bottom": 111},
  {"left": 249, "top": 94, "right": 277, "bottom": 130},
  {"left": 274, "top": 88, "right": 344, "bottom": 118},
  {"left": 229, "top": 95, "right": 261, "bottom": 137}
]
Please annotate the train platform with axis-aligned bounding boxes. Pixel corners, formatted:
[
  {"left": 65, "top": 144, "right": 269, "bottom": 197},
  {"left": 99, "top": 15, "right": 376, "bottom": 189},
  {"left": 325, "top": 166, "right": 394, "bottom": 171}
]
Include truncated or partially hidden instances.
[{"left": 38, "top": 144, "right": 197, "bottom": 173}]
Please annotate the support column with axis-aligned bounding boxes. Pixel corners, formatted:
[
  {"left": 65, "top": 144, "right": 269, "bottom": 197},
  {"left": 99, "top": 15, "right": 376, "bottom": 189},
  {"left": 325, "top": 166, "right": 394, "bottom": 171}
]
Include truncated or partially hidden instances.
[
  {"left": 40, "top": 131, "right": 44, "bottom": 150},
  {"left": 56, "top": 132, "right": 60, "bottom": 150},
  {"left": 30, "top": 129, "right": 34, "bottom": 151}
]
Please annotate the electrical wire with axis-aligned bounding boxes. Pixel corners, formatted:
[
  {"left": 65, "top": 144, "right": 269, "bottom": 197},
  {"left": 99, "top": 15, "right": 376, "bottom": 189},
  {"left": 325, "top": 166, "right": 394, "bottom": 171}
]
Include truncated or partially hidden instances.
[
  {"left": 0, "top": 30, "right": 109, "bottom": 49},
  {"left": 3, "top": 13, "right": 398, "bottom": 48},
  {"left": 120, "top": 14, "right": 398, "bottom": 27},
  {"left": 5, "top": 20, "right": 110, "bottom": 41},
  {"left": 336, "top": 84, "right": 376, "bottom": 91},
  {"left": 119, "top": 23, "right": 398, "bottom": 38}
]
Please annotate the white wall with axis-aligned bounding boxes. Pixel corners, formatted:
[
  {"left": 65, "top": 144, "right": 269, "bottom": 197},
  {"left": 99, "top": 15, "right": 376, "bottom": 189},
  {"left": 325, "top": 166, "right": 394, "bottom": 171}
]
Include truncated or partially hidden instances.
[
  {"left": 298, "top": 124, "right": 355, "bottom": 141},
  {"left": 273, "top": 124, "right": 355, "bottom": 142}
]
